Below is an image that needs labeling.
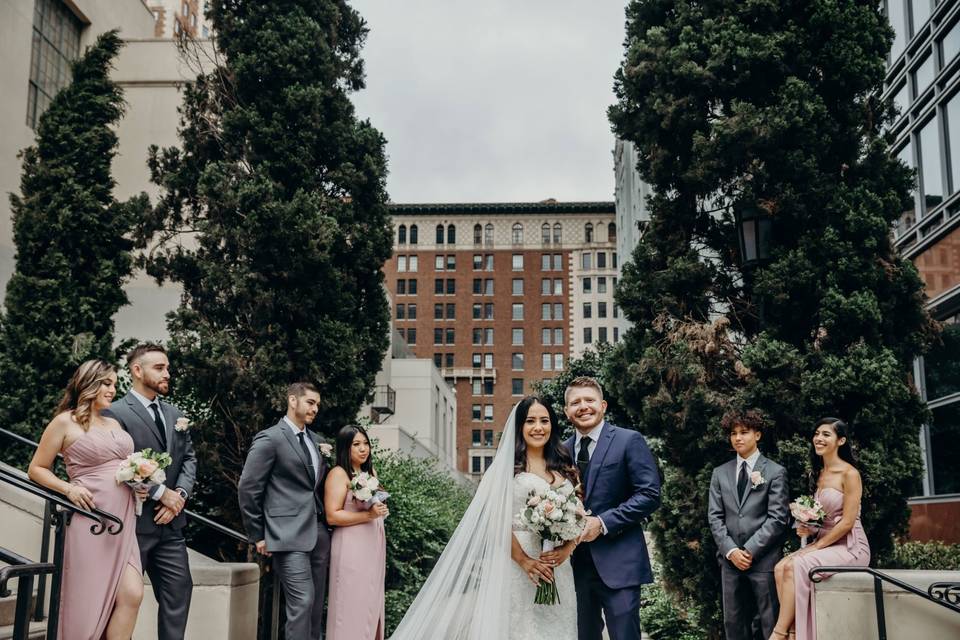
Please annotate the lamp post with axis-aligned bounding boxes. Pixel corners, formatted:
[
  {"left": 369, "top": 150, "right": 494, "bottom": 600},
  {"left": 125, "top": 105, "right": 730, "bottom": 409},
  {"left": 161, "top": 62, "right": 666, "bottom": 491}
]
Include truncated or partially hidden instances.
[{"left": 734, "top": 202, "right": 773, "bottom": 269}]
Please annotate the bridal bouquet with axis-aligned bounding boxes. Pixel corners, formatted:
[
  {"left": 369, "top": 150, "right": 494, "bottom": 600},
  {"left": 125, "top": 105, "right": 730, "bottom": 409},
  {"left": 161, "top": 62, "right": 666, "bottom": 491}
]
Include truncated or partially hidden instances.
[
  {"left": 350, "top": 472, "right": 390, "bottom": 510},
  {"left": 790, "top": 495, "right": 826, "bottom": 548},
  {"left": 115, "top": 448, "right": 172, "bottom": 516},
  {"left": 515, "top": 482, "right": 586, "bottom": 605}
]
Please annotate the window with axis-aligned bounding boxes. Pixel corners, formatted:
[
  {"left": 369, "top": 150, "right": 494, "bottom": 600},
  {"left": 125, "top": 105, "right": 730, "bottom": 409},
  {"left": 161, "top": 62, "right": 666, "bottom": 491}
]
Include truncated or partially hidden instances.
[
  {"left": 541, "top": 254, "right": 551, "bottom": 270},
  {"left": 542, "top": 279, "right": 552, "bottom": 295},
  {"left": 396, "top": 279, "right": 406, "bottom": 295},
  {"left": 484, "top": 327, "right": 494, "bottom": 344},
  {"left": 889, "top": 0, "right": 908, "bottom": 61},
  {"left": 614, "top": 304, "right": 620, "bottom": 319},
  {"left": 553, "top": 303, "right": 563, "bottom": 319},
  {"left": 472, "top": 405, "right": 482, "bottom": 421},
  {"left": 435, "top": 354, "right": 444, "bottom": 368},
  {"left": 27, "top": 0, "right": 82, "bottom": 129},
  {"left": 472, "top": 328, "right": 483, "bottom": 345},
  {"left": 554, "top": 354, "right": 564, "bottom": 370},
  {"left": 472, "top": 429, "right": 482, "bottom": 445},
  {"left": 585, "top": 223, "right": 594, "bottom": 243},
  {"left": 512, "top": 279, "right": 524, "bottom": 295},
  {"left": 435, "top": 278, "right": 444, "bottom": 294},
  {"left": 408, "top": 279, "right": 417, "bottom": 294},
  {"left": 943, "top": 19, "right": 960, "bottom": 66},
  {"left": 434, "top": 328, "right": 443, "bottom": 345},
  {"left": 472, "top": 379, "right": 482, "bottom": 395},
  {"left": 445, "top": 353, "right": 454, "bottom": 368},
  {"left": 474, "top": 224, "right": 483, "bottom": 245},
  {"left": 484, "top": 254, "right": 494, "bottom": 270},
  {"left": 554, "top": 328, "right": 563, "bottom": 345},
  {"left": 614, "top": 327, "right": 620, "bottom": 343},
  {"left": 582, "top": 253, "right": 592, "bottom": 270},
  {"left": 410, "top": 225, "right": 418, "bottom": 244},
  {"left": 553, "top": 223, "right": 562, "bottom": 244},
  {"left": 512, "top": 223, "right": 524, "bottom": 244},
  {"left": 542, "top": 223, "right": 551, "bottom": 244},
  {"left": 484, "top": 223, "right": 494, "bottom": 246},
  {"left": 447, "top": 224, "right": 456, "bottom": 244},
  {"left": 406, "top": 328, "right": 417, "bottom": 344},
  {"left": 895, "top": 142, "right": 917, "bottom": 234},
  {"left": 598, "top": 302, "right": 607, "bottom": 318},
  {"left": 553, "top": 279, "right": 563, "bottom": 295},
  {"left": 912, "top": 51, "right": 935, "bottom": 99},
  {"left": 483, "top": 378, "right": 494, "bottom": 395},
  {"left": 598, "top": 277, "right": 607, "bottom": 294},
  {"left": 542, "top": 303, "right": 552, "bottom": 320},
  {"left": 584, "top": 302, "right": 592, "bottom": 319},
  {"left": 919, "top": 115, "right": 944, "bottom": 212},
  {"left": 483, "top": 429, "right": 494, "bottom": 446},
  {"left": 191, "top": 12, "right": 198, "bottom": 27},
  {"left": 512, "top": 328, "right": 524, "bottom": 345},
  {"left": 552, "top": 254, "right": 563, "bottom": 270},
  {"left": 484, "top": 303, "right": 494, "bottom": 319},
  {"left": 472, "top": 353, "right": 482, "bottom": 368},
  {"left": 597, "top": 252, "right": 607, "bottom": 269},
  {"left": 583, "top": 278, "right": 592, "bottom": 293},
  {"left": 409, "top": 256, "right": 418, "bottom": 272},
  {"left": 512, "top": 303, "right": 524, "bottom": 320},
  {"left": 398, "top": 256, "right": 408, "bottom": 272},
  {"left": 512, "top": 254, "right": 524, "bottom": 270},
  {"left": 435, "top": 255, "right": 445, "bottom": 270},
  {"left": 447, "top": 255, "right": 456, "bottom": 270},
  {"left": 474, "top": 279, "right": 494, "bottom": 295},
  {"left": 599, "top": 327, "right": 608, "bottom": 343},
  {"left": 484, "top": 353, "right": 493, "bottom": 369},
  {"left": 542, "top": 328, "right": 552, "bottom": 345},
  {"left": 435, "top": 303, "right": 445, "bottom": 319},
  {"left": 608, "top": 222, "right": 617, "bottom": 242},
  {"left": 446, "top": 303, "right": 455, "bottom": 319},
  {"left": 484, "top": 405, "right": 494, "bottom": 422},
  {"left": 929, "top": 402, "right": 960, "bottom": 495},
  {"left": 912, "top": 0, "right": 932, "bottom": 35},
  {"left": 182, "top": 2, "right": 189, "bottom": 16},
  {"left": 436, "top": 224, "right": 445, "bottom": 244},
  {"left": 473, "top": 328, "right": 494, "bottom": 346},
  {"left": 512, "top": 378, "right": 524, "bottom": 395},
  {"left": 396, "top": 304, "right": 406, "bottom": 320},
  {"left": 584, "top": 327, "right": 593, "bottom": 343},
  {"left": 542, "top": 353, "right": 552, "bottom": 370},
  {"left": 893, "top": 81, "right": 910, "bottom": 119},
  {"left": 471, "top": 457, "right": 482, "bottom": 473},
  {"left": 446, "top": 279, "right": 456, "bottom": 295},
  {"left": 398, "top": 225, "right": 407, "bottom": 244},
  {"left": 408, "top": 304, "right": 417, "bottom": 319},
  {"left": 446, "top": 328, "right": 455, "bottom": 344},
  {"left": 512, "top": 353, "right": 525, "bottom": 370},
  {"left": 948, "top": 92, "right": 960, "bottom": 194}
]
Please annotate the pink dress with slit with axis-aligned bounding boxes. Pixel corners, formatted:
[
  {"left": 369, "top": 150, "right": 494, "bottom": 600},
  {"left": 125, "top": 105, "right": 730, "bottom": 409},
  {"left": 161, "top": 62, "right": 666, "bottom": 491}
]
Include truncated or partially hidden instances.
[
  {"left": 59, "top": 427, "right": 141, "bottom": 640},
  {"left": 792, "top": 487, "right": 870, "bottom": 640}
]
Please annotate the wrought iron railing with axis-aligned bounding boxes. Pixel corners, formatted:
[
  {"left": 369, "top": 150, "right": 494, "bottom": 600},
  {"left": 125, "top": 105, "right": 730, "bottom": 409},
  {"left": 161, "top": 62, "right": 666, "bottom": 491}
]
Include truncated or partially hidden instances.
[
  {"left": 0, "top": 426, "right": 282, "bottom": 640},
  {"left": 0, "top": 547, "right": 55, "bottom": 640},
  {"left": 810, "top": 566, "right": 960, "bottom": 640}
]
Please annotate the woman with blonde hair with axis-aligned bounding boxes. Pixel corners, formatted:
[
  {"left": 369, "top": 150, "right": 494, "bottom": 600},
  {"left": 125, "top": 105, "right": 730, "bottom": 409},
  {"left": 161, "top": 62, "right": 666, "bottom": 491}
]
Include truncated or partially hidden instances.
[{"left": 29, "top": 359, "right": 145, "bottom": 639}]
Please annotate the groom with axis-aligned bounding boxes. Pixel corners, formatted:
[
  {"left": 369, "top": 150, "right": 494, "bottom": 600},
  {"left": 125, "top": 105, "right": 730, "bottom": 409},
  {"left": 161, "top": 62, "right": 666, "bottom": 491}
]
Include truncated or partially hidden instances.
[
  {"left": 563, "top": 377, "right": 661, "bottom": 640},
  {"left": 105, "top": 343, "right": 195, "bottom": 640}
]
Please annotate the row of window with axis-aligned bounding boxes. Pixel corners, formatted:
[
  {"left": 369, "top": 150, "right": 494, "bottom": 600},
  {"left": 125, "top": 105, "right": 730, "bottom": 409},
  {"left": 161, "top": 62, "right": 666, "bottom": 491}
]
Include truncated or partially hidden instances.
[
  {"left": 581, "top": 251, "right": 617, "bottom": 270},
  {"left": 582, "top": 276, "right": 617, "bottom": 294},
  {"left": 396, "top": 222, "right": 618, "bottom": 246},
  {"left": 471, "top": 454, "right": 495, "bottom": 474},
  {"left": 399, "top": 301, "right": 572, "bottom": 325},
  {"left": 888, "top": 0, "right": 950, "bottom": 63},
  {"left": 582, "top": 302, "right": 619, "bottom": 319},
  {"left": 583, "top": 326, "right": 621, "bottom": 345},
  {"left": 27, "top": 0, "right": 82, "bottom": 129},
  {"left": 465, "top": 352, "right": 565, "bottom": 371}
]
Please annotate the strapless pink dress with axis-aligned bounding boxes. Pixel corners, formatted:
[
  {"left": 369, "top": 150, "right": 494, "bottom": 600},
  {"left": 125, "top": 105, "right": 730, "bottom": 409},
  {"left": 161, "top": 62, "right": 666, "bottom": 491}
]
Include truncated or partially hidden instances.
[
  {"left": 59, "top": 427, "right": 141, "bottom": 640},
  {"left": 792, "top": 487, "right": 870, "bottom": 640}
]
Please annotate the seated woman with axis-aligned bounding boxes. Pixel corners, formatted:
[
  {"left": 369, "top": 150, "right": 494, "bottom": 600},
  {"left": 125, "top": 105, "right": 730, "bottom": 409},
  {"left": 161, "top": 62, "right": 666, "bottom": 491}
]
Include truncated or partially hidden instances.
[
  {"left": 324, "top": 424, "right": 387, "bottom": 640},
  {"left": 770, "top": 417, "right": 870, "bottom": 640}
]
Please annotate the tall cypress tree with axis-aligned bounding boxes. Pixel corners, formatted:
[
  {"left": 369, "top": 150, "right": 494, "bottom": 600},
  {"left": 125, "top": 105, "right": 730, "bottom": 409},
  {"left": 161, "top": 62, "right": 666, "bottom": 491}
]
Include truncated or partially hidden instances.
[
  {"left": 140, "top": 1, "right": 392, "bottom": 532},
  {"left": 607, "top": 1, "right": 938, "bottom": 634},
  {"left": 0, "top": 31, "right": 145, "bottom": 446}
]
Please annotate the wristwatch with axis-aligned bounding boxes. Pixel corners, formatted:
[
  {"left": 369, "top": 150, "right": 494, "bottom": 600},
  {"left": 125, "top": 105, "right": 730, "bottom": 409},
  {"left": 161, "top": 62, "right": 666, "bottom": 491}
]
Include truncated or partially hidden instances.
[{"left": 175, "top": 488, "right": 188, "bottom": 500}]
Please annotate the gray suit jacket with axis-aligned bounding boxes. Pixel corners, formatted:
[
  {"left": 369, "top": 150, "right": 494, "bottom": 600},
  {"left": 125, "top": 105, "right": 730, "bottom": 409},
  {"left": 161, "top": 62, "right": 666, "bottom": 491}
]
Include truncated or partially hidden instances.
[
  {"left": 237, "top": 419, "right": 328, "bottom": 553},
  {"left": 708, "top": 454, "right": 790, "bottom": 572},
  {"left": 105, "top": 392, "right": 197, "bottom": 535}
]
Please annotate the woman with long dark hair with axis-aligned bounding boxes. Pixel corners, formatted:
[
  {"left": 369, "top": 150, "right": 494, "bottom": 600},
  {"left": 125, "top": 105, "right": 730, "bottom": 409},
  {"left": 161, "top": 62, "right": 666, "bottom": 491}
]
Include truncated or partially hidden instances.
[
  {"left": 770, "top": 418, "right": 870, "bottom": 640},
  {"left": 324, "top": 424, "right": 387, "bottom": 640}
]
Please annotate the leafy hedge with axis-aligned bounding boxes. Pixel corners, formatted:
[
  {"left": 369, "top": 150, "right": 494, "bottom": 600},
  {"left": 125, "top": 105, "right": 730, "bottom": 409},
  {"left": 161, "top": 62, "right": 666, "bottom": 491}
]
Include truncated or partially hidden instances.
[{"left": 880, "top": 540, "right": 960, "bottom": 571}]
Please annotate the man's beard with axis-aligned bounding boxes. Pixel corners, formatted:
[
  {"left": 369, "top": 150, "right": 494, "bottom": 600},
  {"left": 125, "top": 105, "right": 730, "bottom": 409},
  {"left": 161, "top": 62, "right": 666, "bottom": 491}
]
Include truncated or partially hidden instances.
[
  {"left": 144, "top": 378, "right": 168, "bottom": 396},
  {"left": 297, "top": 408, "right": 316, "bottom": 425}
]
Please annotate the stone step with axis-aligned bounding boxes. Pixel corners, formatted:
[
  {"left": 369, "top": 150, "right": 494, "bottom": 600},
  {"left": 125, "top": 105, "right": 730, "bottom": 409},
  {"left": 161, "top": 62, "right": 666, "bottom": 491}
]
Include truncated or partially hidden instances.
[
  {"left": 0, "top": 619, "right": 46, "bottom": 640},
  {"left": 0, "top": 580, "right": 38, "bottom": 627}
]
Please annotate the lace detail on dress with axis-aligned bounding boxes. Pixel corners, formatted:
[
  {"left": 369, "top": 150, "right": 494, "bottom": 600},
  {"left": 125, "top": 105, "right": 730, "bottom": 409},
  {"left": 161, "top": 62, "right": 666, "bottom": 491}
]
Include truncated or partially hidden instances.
[{"left": 508, "top": 473, "right": 578, "bottom": 640}]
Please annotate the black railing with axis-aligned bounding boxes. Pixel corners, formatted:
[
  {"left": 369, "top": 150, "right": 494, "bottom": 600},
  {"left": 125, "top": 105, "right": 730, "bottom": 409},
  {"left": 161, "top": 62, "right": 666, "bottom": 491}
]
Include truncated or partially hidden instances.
[
  {"left": 0, "top": 547, "right": 55, "bottom": 640},
  {"left": 0, "top": 426, "right": 281, "bottom": 640},
  {"left": 810, "top": 566, "right": 960, "bottom": 640}
]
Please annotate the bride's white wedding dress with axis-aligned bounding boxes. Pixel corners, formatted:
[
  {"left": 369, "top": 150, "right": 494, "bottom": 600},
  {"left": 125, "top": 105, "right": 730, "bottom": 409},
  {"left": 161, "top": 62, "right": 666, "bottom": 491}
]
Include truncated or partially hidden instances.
[{"left": 510, "top": 472, "right": 578, "bottom": 640}]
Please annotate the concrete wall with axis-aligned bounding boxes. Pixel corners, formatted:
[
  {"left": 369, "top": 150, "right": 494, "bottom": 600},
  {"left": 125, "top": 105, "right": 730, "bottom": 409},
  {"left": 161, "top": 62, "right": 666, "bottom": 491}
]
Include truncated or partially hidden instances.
[
  {"left": 815, "top": 569, "right": 960, "bottom": 639},
  {"left": 0, "top": 464, "right": 260, "bottom": 639}
]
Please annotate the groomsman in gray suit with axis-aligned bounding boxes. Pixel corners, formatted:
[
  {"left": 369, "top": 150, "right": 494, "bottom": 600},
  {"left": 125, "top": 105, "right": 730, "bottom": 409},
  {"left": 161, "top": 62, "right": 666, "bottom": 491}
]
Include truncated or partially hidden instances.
[
  {"left": 105, "top": 343, "right": 195, "bottom": 640},
  {"left": 708, "top": 410, "right": 790, "bottom": 640},
  {"left": 238, "top": 382, "right": 330, "bottom": 640}
]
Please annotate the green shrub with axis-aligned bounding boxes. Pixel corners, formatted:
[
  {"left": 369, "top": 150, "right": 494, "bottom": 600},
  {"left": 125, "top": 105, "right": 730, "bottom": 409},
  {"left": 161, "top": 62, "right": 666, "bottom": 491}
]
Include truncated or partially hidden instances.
[
  {"left": 880, "top": 541, "right": 960, "bottom": 571},
  {"left": 640, "top": 576, "right": 707, "bottom": 640}
]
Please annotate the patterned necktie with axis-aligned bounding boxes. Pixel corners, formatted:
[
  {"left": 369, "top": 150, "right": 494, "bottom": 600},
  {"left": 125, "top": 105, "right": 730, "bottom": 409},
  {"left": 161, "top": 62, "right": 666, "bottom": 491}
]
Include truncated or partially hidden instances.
[
  {"left": 577, "top": 436, "right": 592, "bottom": 486},
  {"left": 738, "top": 461, "right": 749, "bottom": 502},
  {"left": 148, "top": 403, "right": 167, "bottom": 451}
]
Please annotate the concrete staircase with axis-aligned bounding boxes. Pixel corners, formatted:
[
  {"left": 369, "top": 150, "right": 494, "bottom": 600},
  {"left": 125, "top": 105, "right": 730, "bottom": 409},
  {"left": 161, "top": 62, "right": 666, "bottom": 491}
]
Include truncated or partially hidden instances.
[{"left": 0, "top": 575, "right": 45, "bottom": 640}]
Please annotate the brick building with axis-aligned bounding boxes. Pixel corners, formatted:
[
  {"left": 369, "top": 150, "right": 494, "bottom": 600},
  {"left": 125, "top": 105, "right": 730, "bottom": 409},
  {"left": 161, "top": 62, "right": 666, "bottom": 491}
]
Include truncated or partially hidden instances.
[{"left": 384, "top": 201, "right": 619, "bottom": 476}]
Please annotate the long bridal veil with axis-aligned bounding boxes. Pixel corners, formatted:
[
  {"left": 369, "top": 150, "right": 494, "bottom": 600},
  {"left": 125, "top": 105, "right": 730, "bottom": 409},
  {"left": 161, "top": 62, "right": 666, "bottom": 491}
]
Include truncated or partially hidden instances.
[{"left": 389, "top": 404, "right": 519, "bottom": 640}]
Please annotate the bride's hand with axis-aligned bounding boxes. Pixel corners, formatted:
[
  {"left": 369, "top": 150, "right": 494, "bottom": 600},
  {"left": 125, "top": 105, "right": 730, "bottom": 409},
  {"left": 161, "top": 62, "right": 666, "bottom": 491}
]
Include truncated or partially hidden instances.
[
  {"left": 66, "top": 483, "right": 95, "bottom": 511},
  {"left": 520, "top": 555, "right": 554, "bottom": 586},
  {"left": 540, "top": 541, "right": 575, "bottom": 568}
]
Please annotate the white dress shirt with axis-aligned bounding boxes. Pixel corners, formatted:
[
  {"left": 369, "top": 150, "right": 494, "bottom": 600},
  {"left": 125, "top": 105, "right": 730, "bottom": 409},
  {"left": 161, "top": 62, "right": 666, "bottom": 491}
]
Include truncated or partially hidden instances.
[
  {"left": 284, "top": 416, "right": 319, "bottom": 488},
  {"left": 725, "top": 448, "right": 762, "bottom": 558},
  {"left": 574, "top": 421, "right": 608, "bottom": 534},
  {"left": 129, "top": 388, "right": 172, "bottom": 501}
]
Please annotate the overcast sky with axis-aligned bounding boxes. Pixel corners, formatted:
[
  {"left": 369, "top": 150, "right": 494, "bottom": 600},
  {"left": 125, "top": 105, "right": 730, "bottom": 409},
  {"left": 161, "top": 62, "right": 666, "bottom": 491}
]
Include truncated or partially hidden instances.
[{"left": 350, "top": 1, "right": 628, "bottom": 204}]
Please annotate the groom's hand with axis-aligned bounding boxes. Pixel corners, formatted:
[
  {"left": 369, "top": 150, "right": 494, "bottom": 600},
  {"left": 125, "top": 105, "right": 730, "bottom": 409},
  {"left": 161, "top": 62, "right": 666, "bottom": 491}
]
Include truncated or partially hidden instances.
[
  {"left": 578, "top": 516, "right": 603, "bottom": 543},
  {"left": 158, "top": 488, "right": 186, "bottom": 514},
  {"left": 729, "top": 548, "right": 752, "bottom": 571}
]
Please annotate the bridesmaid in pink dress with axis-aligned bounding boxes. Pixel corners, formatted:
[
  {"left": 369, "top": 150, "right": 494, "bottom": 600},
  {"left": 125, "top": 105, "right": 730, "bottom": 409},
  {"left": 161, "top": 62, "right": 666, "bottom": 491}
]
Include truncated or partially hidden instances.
[
  {"left": 29, "top": 360, "right": 144, "bottom": 640},
  {"left": 324, "top": 425, "right": 387, "bottom": 640},
  {"left": 770, "top": 417, "right": 870, "bottom": 640}
]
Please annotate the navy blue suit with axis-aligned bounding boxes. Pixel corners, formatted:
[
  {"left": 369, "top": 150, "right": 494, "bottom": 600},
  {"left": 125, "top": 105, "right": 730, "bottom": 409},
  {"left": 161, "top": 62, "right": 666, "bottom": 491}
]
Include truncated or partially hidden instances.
[{"left": 565, "top": 422, "right": 661, "bottom": 640}]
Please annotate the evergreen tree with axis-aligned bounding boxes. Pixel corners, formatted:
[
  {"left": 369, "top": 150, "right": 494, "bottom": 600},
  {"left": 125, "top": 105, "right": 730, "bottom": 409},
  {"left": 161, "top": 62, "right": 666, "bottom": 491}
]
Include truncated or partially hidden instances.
[
  {"left": 140, "top": 1, "right": 392, "bottom": 534},
  {"left": 0, "top": 31, "right": 145, "bottom": 448},
  {"left": 607, "top": 1, "right": 938, "bottom": 634}
]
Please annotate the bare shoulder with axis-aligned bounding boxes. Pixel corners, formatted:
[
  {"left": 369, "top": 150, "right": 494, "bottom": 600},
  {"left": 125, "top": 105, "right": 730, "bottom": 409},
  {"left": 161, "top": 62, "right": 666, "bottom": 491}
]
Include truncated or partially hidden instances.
[
  {"left": 842, "top": 465, "right": 862, "bottom": 485},
  {"left": 102, "top": 415, "right": 123, "bottom": 430}
]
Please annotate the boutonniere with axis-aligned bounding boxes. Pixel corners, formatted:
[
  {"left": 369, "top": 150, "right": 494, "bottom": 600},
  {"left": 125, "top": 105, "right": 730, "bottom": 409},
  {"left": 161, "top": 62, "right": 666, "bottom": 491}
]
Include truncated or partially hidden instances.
[
  {"left": 318, "top": 442, "right": 334, "bottom": 462},
  {"left": 175, "top": 417, "right": 191, "bottom": 432},
  {"left": 750, "top": 470, "right": 765, "bottom": 489}
]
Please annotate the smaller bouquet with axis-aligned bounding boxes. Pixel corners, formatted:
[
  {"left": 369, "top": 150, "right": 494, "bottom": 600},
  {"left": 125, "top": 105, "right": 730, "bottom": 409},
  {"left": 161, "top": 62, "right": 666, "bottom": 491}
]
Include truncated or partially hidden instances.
[
  {"left": 790, "top": 495, "right": 826, "bottom": 548},
  {"left": 115, "top": 448, "right": 172, "bottom": 515},
  {"left": 349, "top": 472, "right": 390, "bottom": 511},
  {"left": 515, "top": 482, "right": 587, "bottom": 605}
]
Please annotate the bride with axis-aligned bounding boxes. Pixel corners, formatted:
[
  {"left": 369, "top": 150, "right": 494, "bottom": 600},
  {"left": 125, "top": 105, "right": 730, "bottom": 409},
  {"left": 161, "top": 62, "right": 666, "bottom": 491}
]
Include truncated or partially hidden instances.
[{"left": 389, "top": 396, "right": 580, "bottom": 639}]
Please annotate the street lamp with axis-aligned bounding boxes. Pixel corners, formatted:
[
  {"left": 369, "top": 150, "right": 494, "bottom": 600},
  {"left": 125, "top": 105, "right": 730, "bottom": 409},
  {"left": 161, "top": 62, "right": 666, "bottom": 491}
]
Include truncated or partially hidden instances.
[{"left": 734, "top": 202, "right": 773, "bottom": 268}]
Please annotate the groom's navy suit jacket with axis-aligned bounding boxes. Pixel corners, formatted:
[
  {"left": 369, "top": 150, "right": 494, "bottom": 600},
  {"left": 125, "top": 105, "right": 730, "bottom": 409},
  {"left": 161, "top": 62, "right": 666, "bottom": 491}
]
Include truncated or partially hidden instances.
[{"left": 565, "top": 422, "right": 661, "bottom": 589}]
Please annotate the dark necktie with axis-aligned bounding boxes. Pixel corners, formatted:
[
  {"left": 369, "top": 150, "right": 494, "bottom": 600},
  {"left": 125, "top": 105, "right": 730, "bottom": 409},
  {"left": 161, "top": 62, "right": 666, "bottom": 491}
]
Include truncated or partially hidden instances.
[
  {"left": 577, "top": 436, "right": 592, "bottom": 486},
  {"left": 738, "top": 461, "right": 749, "bottom": 502},
  {"left": 148, "top": 402, "right": 168, "bottom": 451},
  {"left": 297, "top": 431, "right": 316, "bottom": 486}
]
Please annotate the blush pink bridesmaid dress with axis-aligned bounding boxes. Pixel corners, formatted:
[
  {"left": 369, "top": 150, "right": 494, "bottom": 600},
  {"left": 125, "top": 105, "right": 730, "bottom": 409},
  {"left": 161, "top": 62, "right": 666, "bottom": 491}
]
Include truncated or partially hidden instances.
[
  {"left": 326, "top": 491, "right": 386, "bottom": 640},
  {"left": 59, "top": 427, "right": 141, "bottom": 640},
  {"left": 792, "top": 487, "right": 871, "bottom": 640}
]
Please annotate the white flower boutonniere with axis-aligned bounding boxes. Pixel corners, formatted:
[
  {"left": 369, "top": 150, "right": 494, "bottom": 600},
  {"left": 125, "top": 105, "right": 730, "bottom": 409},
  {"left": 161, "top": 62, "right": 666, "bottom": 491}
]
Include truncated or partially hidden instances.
[
  {"left": 750, "top": 470, "right": 765, "bottom": 489},
  {"left": 318, "top": 442, "right": 334, "bottom": 462},
  {"left": 175, "top": 417, "right": 190, "bottom": 432}
]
